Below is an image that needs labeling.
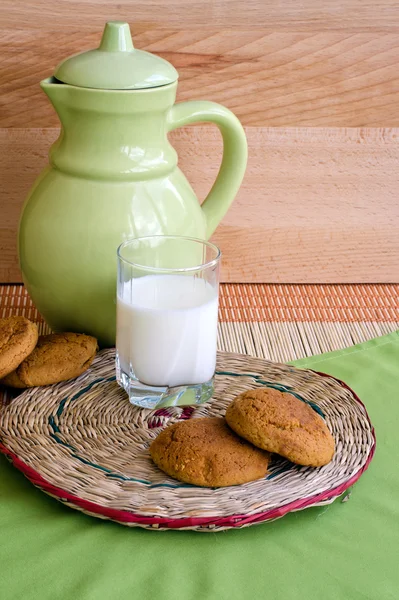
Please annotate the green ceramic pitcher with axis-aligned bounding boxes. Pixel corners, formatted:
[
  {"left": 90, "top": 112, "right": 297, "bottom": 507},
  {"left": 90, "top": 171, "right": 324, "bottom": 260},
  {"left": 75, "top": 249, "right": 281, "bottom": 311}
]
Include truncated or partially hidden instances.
[{"left": 19, "top": 21, "right": 247, "bottom": 347}]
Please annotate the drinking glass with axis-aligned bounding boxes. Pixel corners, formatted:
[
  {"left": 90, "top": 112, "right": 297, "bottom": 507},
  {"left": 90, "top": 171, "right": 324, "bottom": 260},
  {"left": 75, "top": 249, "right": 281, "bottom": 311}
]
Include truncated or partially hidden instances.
[{"left": 116, "top": 235, "right": 221, "bottom": 408}]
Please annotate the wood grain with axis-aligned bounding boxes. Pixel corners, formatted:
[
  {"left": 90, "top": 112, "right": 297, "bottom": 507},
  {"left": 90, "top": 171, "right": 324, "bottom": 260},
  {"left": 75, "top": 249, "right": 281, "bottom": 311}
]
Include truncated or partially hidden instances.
[
  {"left": 2, "top": 28, "right": 399, "bottom": 127},
  {"left": 1, "top": 126, "right": 398, "bottom": 283},
  {"left": 2, "top": 2, "right": 399, "bottom": 283},
  {"left": 1, "top": 1, "right": 399, "bottom": 31}
]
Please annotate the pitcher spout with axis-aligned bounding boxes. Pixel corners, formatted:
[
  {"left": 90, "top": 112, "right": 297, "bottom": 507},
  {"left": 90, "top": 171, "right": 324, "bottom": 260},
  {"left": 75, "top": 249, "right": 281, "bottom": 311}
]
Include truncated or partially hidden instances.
[
  {"left": 40, "top": 77, "right": 71, "bottom": 109},
  {"left": 38, "top": 76, "right": 179, "bottom": 181}
]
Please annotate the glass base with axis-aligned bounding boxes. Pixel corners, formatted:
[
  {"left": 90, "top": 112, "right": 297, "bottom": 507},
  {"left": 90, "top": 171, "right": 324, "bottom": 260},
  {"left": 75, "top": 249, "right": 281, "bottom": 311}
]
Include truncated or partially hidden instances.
[{"left": 116, "top": 354, "right": 214, "bottom": 409}]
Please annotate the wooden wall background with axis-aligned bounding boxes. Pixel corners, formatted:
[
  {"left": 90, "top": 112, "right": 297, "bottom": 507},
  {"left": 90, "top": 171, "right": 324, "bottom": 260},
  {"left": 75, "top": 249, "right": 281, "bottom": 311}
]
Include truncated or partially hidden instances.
[{"left": 1, "top": 1, "right": 399, "bottom": 282}]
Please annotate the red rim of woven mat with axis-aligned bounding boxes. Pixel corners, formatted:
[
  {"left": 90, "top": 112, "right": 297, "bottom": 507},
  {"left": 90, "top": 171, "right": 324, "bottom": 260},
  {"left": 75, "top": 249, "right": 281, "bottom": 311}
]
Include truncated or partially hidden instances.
[{"left": 0, "top": 371, "right": 376, "bottom": 530}]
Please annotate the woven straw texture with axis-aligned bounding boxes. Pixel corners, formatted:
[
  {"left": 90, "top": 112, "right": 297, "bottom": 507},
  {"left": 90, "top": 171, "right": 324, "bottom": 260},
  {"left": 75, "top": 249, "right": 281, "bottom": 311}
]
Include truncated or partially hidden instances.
[
  {"left": 0, "top": 349, "right": 375, "bottom": 531},
  {"left": 1, "top": 285, "right": 398, "bottom": 364}
]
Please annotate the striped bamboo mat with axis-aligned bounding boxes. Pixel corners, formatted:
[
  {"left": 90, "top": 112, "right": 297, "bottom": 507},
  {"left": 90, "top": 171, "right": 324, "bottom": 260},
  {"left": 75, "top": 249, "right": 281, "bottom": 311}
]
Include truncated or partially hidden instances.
[{"left": 0, "top": 284, "right": 398, "bottom": 362}]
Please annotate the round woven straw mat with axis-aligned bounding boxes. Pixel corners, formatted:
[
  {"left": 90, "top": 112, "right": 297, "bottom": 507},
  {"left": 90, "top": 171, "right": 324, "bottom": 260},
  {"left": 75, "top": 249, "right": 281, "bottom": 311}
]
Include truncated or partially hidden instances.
[{"left": 0, "top": 349, "right": 375, "bottom": 531}]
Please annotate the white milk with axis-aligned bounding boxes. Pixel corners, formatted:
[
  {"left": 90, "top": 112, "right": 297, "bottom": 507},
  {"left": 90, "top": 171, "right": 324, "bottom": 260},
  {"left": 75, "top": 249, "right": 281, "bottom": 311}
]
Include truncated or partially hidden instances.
[{"left": 116, "top": 274, "right": 218, "bottom": 387}]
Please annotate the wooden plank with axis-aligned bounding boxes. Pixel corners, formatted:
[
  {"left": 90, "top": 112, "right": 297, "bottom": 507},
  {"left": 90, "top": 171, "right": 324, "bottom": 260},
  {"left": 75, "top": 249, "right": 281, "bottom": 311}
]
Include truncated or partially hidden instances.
[
  {"left": 2, "top": 28, "right": 399, "bottom": 127},
  {"left": 1, "top": 127, "right": 398, "bottom": 283},
  {"left": 1, "top": 0, "right": 398, "bottom": 31}
]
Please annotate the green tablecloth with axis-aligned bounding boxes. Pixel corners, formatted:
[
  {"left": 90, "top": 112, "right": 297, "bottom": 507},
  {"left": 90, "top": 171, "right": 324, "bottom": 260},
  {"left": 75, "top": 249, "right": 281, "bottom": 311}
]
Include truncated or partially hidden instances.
[{"left": 1, "top": 331, "right": 398, "bottom": 600}]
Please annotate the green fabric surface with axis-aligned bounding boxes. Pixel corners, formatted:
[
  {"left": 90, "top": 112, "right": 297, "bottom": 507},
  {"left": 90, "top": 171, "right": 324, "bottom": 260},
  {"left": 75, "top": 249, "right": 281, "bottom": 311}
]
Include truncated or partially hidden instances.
[{"left": 1, "top": 331, "right": 398, "bottom": 600}]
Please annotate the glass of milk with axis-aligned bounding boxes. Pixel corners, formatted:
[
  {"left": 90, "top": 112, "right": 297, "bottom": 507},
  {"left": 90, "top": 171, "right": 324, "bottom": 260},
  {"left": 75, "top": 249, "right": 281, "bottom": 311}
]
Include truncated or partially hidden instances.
[{"left": 116, "top": 236, "right": 221, "bottom": 409}]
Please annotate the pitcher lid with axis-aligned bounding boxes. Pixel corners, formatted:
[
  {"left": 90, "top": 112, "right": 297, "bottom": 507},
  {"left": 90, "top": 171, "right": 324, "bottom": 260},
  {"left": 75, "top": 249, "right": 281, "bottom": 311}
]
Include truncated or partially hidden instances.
[{"left": 54, "top": 21, "right": 178, "bottom": 90}]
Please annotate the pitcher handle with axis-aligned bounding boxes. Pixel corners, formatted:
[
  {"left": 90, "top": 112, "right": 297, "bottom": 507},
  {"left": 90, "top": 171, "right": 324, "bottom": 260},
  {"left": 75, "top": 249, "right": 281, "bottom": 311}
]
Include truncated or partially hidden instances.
[{"left": 167, "top": 101, "right": 248, "bottom": 238}]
